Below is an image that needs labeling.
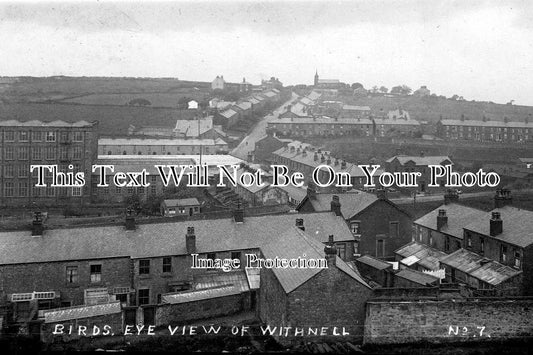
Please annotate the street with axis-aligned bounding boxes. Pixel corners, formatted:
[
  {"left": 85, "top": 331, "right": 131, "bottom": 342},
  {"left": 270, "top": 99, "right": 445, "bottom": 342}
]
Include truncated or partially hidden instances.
[{"left": 230, "top": 92, "right": 299, "bottom": 161}]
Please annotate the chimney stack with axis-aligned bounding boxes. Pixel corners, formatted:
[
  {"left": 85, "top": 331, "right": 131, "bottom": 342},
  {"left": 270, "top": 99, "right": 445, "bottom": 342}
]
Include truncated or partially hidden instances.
[
  {"left": 376, "top": 188, "right": 387, "bottom": 200},
  {"left": 324, "top": 235, "right": 337, "bottom": 267},
  {"left": 437, "top": 209, "right": 448, "bottom": 231},
  {"left": 31, "top": 211, "right": 44, "bottom": 237},
  {"left": 186, "top": 226, "right": 196, "bottom": 254},
  {"left": 233, "top": 203, "right": 244, "bottom": 223},
  {"left": 330, "top": 195, "right": 342, "bottom": 216},
  {"left": 295, "top": 218, "right": 305, "bottom": 231},
  {"left": 444, "top": 189, "right": 459, "bottom": 205},
  {"left": 307, "top": 181, "right": 317, "bottom": 199},
  {"left": 494, "top": 188, "right": 512, "bottom": 208},
  {"left": 125, "top": 208, "right": 136, "bottom": 231},
  {"left": 490, "top": 212, "right": 503, "bottom": 236}
]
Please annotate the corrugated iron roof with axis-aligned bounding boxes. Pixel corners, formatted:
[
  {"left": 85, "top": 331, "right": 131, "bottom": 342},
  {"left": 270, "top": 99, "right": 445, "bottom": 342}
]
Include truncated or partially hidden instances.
[
  {"left": 44, "top": 302, "right": 121, "bottom": 323},
  {"left": 395, "top": 268, "right": 439, "bottom": 286},
  {"left": 162, "top": 285, "right": 242, "bottom": 304},
  {"left": 394, "top": 241, "right": 447, "bottom": 271},
  {"left": 356, "top": 255, "right": 392, "bottom": 270}
]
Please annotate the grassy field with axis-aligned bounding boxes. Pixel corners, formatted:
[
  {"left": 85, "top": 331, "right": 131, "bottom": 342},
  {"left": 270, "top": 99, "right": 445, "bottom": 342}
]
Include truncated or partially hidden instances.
[
  {"left": 344, "top": 94, "right": 533, "bottom": 123},
  {"left": 57, "top": 91, "right": 209, "bottom": 107},
  {"left": 0, "top": 102, "right": 197, "bottom": 135}
]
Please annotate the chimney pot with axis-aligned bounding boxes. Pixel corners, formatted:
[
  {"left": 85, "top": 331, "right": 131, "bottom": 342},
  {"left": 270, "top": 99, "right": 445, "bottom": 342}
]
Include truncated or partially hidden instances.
[
  {"left": 331, "top": 195, "right": 342, "bottom": 216},
  {"left": 31, "top": 211, "right": 44, "bottom": 237},
  {"left": 125, "top": 208, "right": 136, "bottom": 230},
  {"left": 437, "top": 209, "right": 448, "bottom": 231},
  {"left": 295, "top": 218, "right": 305, "bottom": 231},
  {"left": 186, "top": 226, "right": 196, "bottom": 254},
  {"left": 234, "top": 203, "right": 244, "bottom": 223},
  {"left": 324, "top": 235, "right": 337, "bottom": 266},
  {"left": 490, "top": 212, "right": 503, "bottom": 236}
]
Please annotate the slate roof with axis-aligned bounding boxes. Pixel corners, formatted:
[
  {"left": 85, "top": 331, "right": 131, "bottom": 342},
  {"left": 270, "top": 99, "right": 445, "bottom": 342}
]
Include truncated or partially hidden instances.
[
  {"left": 269, "top": 116, "right": 373, "bottom": 125},
  {"left": 99, "top": 138, "right": 220, "bottom": 146},
  {"left": 220, "top": 109, "right": 238, "bottom": 118},
  {"left": 394, "top": 241, "right": 447, "bottom": 271},
  {"left": 343, "top": 105, "right": 371, "bottom": 111},
  {"left": 163, "top": 198, "right": 200, "bottom": 207},
  {"left": 374, "top": 118, "right": 420, "bottom": 126},
  {"left": 0, "top": 119, "right": 96, "bottom": 127},
  {"left": 173, "top": 117, "right": 213, "bottom": 137},
  {"left": 464, "top": 206, "right": 533, "bottom": 248},
  {"left": 414, "top": 203, "right": 486, "bottom": 240},
  {"left": 306, "top": 191, "right": 378, "bottom": 220},
  {"left": 440, "top": 248, "right": 521, "bottom": 286},
  {"left": 235, "top": 102, "right": 252, "bottom": 111},
  {"left": 395, "top": 268, "right": 439, "bottom": 286},
  {"left": 307, "top": 91, "right": 322, "bottom": 101},
  {"left": 386, "top": 155, "right": 452, "bottom": 166},
  {"left": 0, "top": 212, "right": 353, "bottom": 265},
  {"left": 260, "top": 227, "right": 370, "bottom": 293},
  {"left": 356, "top": 255, "right": 392, "bottom": 270},
  {"left": 440, "top": 119, "right": 533, "bottom": 129},
  {"left": 193, "top": 271, "right": 250, "bottom": 293},
  {"left": 44, "top": 302, "right": 121, "bottom": 323}
]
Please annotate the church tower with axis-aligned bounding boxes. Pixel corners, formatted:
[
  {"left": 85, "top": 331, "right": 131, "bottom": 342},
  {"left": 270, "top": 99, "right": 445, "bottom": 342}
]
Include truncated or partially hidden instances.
[{"left": 314, "top": 70, "right": 319, "bottom": 87}]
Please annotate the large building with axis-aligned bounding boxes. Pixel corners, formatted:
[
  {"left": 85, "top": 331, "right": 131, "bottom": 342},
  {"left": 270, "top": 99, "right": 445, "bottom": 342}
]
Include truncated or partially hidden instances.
[
  {"left": 0, "top": 119, "right": 99, "bottom": 207},
  {"left": 436, "top": 117, "right": 533, "bottom": 143},
  {"left": 98, "top": 137, "right": 229, "bottom": 156}
]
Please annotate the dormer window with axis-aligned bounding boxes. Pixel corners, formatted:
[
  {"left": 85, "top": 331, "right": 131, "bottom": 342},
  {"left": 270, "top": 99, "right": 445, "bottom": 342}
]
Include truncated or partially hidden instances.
[{"left": 514, "top": 251, "right": 521, "bottom": 269}]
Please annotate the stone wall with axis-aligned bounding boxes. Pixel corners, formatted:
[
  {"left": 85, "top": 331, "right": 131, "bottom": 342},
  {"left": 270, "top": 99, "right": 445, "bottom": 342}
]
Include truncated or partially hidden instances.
[
  {"left": 42, "top": 312, "right": 123, "bottom": 343},
  {"left": 364, "top": 298, "right": 533, "bottom": 344}
]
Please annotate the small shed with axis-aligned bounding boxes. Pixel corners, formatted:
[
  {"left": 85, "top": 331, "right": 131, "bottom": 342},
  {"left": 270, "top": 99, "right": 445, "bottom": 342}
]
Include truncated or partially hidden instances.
[{"left": 160, "top": 198, "right": 201, "bottom": 217}]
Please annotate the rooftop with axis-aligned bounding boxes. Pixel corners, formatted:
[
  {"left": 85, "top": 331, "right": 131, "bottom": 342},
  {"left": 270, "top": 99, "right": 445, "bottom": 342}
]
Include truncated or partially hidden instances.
[
  {"left": 386, "top": 155, "right": 453, "bottom": 166},
  {"left": 269, "top": 116, "right": 373, "bottom": 125},
  {"left": 395, "top": 268, "right": 439, "bottom": 286},
  {"left": 0, "top": 212, "right": 354, "bottom": 265},
  {"left": 99, "top": 138, "right": 224, "bottom": 146},
  {"left": 0, "top": 119, "right": 97, "bottom": 127},
  {"left": 163, "top": 198, "right": 201, "bottom": 207},
  {"left": 44, "top": 302, "right": 121, "bottom": 324},
  {"left": 173, "top": 117, "right": 213, "bottom": 137},
  {"left": 343, "top": 105, "right": 371, "bottom": 111},
  {"left": 440, "top": 119, "right": 533, "bottom": 129},
  {"left": 414, "top": 203, "right": 487, "bottom": 240},
  {"left": 260, "top": 227, "right": 370, "bottom": 293},
  {"left": 356, "top": 255, "right": 392, "bottom": 270},
  {"left": 440, "top": 248, "right": 521, "bottom": 286},
  {"left": 464, "top": 206, "right": 533, "bottom": 248},
  {"left": 305, "top": 191, "right": 379, "bottom": 220},
  {"left": 395, "top": 241, "right": 447, "bottom": 271}
]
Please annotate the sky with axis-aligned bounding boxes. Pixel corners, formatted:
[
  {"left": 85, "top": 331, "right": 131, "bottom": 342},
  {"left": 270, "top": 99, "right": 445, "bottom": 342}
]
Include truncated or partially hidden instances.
[{"left": 0, "top": 0, "right": 532, "bottom": 105}]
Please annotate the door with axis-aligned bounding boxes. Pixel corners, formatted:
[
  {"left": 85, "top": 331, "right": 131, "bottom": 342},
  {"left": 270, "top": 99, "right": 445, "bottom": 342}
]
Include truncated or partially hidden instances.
[{"left": 143, "top": 306, "right": 155, "bottom": 325}]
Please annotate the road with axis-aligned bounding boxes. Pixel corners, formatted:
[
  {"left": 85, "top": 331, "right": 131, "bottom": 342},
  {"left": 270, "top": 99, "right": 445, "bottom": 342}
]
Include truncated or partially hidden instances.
[
  {"left": 230, "top": 92, "right": 299, "bottom": 161},
  {"left": 390, "top": 188, "right": 533, "bottom": 205}
]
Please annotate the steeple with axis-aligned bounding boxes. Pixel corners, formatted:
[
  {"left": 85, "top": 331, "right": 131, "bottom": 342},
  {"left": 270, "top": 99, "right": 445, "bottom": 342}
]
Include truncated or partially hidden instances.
[{"left": 314, "top": 70, "right": 319, "bottom": 86}]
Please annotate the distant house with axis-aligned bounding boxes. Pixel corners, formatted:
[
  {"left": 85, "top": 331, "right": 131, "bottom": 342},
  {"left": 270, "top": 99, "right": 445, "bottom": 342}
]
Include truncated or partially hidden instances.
[
  {"left": 239, "top": 78, "right": 252, "bottom": 93},
  {"left": 413, "top": 86, "right": 431, "bottom": 97},
  {"left": 187, "top": 100, "right": 199, "bottom": 110},
  {"left": 211, "top": 75, "right": 225, "bottom": 90},
  {"left": 385, "top": 154, "right": 453, "bottom": 192},
  {"left": 160, "top": 198, "right": 201, "bottom": 217}
]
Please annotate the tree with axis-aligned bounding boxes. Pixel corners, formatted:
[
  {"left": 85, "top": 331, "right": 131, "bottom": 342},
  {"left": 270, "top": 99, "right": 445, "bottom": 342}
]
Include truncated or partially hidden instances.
[
  {"left": 401, "top": 85, "right": 412, "bottom": 95},
  {"left": 379, "top": 86, "right": 388, "bottom": 93},
  {"left": 370, "top": 86, "right": 379, "bottom": 94},
  {"left": 351, "top": 82, "right": 364, "bottom": 89},
  {"left": 390, "top": 86, "right": 403, "bottom": 95},
  {"left": 450, "top": 94, "right": 460, "bottom": 100}
]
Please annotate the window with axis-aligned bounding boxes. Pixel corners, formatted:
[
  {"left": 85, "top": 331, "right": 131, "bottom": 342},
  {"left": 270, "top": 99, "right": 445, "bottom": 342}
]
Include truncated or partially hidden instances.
[
  {"left": 32, "top": 131, "right": 42, "bottom": 141},
  {"left": 19, "top": 131, "right": 28, "bottom": 141},
  {"left": 4, "top": 182, "right": 14, "bottom": 197},
  {"left": 514, "top": 251, "right": 521, "bottom": 268},
  {"left": 138, "top": 289, "right": 150, "bottom": 305},
  {"left": 66, "top": 266, "right": 78, "bottom": 284},
  {"left": 429, "top": 231, "right": 433, "bottom": 246},
  {"left": 17, "top": 146, "right": 29, "bottom": 160},
  {"left": 5, "top": 147, "right": 14, "bottom": 160},
  {"left": 73, "top": 131, "right": 83, "bottom": 142},
  {"left": 18, "top": 165, "right": 28, "bottom": 178},
  {"left": 207, "top": 252, "right": 216, "bottom": 260},
  {"left": 127, "top": 187, "right": 134, "bottom": 194},
  {"left": 162, "top": 257, "right": 172, "bottom": 273},
  {"left": 480, "top": 238, "right": 484, "bottom": 254},
  {"left": 46, "top": 131, "right": 56, "bottom": 142},
  {"left": 231, "top": 252, "right": 241, "bottom": 265},
  {"left": 150, "top": 175, "right": 157, "bottom": 183},
  {"left": 32, "top": 147, "right": 43, "bottom": 160},
  {"left": 336, "top": 243, "right": 346, "bottom": 259},
  {"left": 72, "top": 187, "right": 82, "bottom": 196},
  {"left": 138, "top": 187, "right": 144, "bottom": 194},
  {"left": 4, "top": 131, "right": 14, "bottom": 141},
  {"left": 45, "top": 147, "right": 55, "bottom": 160},
  {"left": 445, "top": 236, "right": 450, "bottom": 252},
  {"left": 466, "top": 234, "right": 472, "bottom": 248},
  {"left": 139, "top": 259, "right": 150, "bottom": 275},
  {"left": 60, "top": 146, "right": 68, "bottom": 160},
  {"left": 18, "top": 182, "right": 28, "bottom": 197},
  {"left": 386, "top": 220, "right": 399, "bottom": 238},
  {"left": 376, "top": 239, "right": 385, "bottom": 257},
  {"left": 455, "top": 241, "right": 461, "bottom": 250},
  {"left": 150, "top": 185, "right": 157, "bottom": 195},
  {"left": 115, "top": 186, "right": 122, "bottom": 194},
  {"left": 5, "top": 165, "right": 14, "bottom": 178},
  {"left": 73, "top": 147, "right": 82, "bottom": 160},
  {"left": 60, "top": 132, "right": 69, "bottom": 142},
  {"left": 90, "top": 264, "right": 102, "bottom": 283},
  {"left": 350, "top": 221, "right": 361, "bottom": 235},
  {"left": 500, "top": 245, "right": 507, "bottom": 263}
]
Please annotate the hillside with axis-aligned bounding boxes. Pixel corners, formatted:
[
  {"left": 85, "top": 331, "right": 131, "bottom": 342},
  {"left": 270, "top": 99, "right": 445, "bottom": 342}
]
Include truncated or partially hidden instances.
[{"left": 343, "top": 94, "right": 533, "bottom": 124}]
